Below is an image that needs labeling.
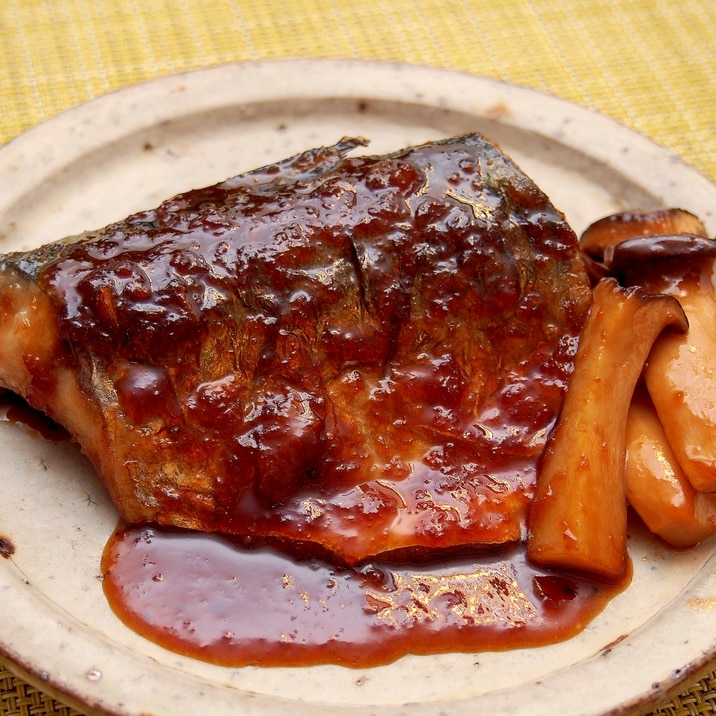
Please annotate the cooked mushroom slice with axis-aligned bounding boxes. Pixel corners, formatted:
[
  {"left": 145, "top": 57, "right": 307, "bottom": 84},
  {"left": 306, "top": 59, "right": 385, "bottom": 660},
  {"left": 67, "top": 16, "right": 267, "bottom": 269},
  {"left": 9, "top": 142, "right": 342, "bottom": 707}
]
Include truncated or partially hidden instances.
[
  {"left": 580, "top": 208, "right": 707, "bottom": 261},
  {"left": 527, "top": 278, "right": 687, "bottom": 578},
  {"left": 626, "top": 382, "right": 716, "bottom": 547},
  {"left": 607, "top": 235, "right": 716, "bottom": 493}
]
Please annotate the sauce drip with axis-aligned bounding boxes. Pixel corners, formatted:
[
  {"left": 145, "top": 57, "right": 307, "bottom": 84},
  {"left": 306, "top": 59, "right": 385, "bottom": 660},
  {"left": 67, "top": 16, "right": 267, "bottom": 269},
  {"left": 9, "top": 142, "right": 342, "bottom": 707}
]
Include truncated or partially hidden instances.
[
  {"left": 102, "top": 524, "right": 629, "bottom": 668},
  {"left": 0, "top": 390, "right": 69, "bottom": 441}
]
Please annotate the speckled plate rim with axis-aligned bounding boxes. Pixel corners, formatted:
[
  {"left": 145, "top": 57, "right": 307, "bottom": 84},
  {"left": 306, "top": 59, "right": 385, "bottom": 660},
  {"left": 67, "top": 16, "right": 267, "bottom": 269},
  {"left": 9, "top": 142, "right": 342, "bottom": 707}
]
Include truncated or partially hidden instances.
[{"left": 1, "top": 59, "right": 716, "bottom": 716}]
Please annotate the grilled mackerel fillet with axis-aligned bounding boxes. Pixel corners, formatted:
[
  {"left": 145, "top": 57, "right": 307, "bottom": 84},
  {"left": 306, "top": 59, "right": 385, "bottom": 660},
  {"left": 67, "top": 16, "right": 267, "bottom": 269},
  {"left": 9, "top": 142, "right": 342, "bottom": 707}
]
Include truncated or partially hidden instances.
[{"left": 0, "top": 134, "right": 592, "bottom": 564}]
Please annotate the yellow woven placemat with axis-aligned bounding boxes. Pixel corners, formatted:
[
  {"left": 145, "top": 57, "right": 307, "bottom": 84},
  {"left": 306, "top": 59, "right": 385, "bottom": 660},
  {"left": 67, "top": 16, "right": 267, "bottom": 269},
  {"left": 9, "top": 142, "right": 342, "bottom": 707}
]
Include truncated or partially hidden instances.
[
  {"left": 2, "top": 0, "right": 715, "bottom": 184},
  {"left": 1, "top": 1, "right": 716, "bottom": 715},
  {"left": 0, "top": 667, "right": 81, "bottom": 716}
]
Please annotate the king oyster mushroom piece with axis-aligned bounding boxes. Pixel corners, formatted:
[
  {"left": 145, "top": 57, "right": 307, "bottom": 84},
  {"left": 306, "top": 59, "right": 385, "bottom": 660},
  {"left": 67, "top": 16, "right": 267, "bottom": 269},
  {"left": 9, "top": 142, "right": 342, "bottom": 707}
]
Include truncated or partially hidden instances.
[
  {"left": 625, "top": 381, "right": 716, "bottom": 547},
  {"left": 527, "top": 278, "right": 687, "bottom": 578},
  {"left": 606, "top": 233, "right": 716, "bottom": 493}
]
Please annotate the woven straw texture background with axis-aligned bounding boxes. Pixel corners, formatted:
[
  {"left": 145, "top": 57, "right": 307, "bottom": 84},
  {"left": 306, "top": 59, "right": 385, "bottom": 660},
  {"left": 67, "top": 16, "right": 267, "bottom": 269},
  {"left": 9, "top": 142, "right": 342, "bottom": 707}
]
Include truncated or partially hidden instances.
[{"left": 1, "top": 1, "right": 715, "bottom": 714}]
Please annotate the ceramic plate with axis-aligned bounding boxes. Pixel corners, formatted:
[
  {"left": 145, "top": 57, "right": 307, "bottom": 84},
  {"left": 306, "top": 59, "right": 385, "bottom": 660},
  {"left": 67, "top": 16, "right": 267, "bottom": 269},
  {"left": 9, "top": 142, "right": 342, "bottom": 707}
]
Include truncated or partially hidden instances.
[{"left": 1, "top": 60, "right": 716, "bottom": 716}]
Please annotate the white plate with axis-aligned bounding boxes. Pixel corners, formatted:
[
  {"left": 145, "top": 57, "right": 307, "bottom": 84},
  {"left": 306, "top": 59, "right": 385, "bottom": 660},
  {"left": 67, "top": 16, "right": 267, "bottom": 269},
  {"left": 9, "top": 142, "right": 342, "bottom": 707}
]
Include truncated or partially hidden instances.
[{"left": 1, "top": 59, "right": 716, "bottom": 716}]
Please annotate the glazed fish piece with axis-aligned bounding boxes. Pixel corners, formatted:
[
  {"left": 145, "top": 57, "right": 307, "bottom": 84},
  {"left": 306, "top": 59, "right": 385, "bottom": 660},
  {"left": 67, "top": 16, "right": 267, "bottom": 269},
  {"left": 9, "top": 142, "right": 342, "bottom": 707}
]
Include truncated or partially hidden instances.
[{"left": 0, "top": 134, "right": 592, "bottom": 564}]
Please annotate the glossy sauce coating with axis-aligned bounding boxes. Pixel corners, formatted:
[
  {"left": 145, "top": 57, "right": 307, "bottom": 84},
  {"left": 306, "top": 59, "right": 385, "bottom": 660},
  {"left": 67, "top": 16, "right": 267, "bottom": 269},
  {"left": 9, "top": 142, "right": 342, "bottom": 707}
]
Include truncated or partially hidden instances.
[{"left": 102, "top": 523, "right": 628, "bottom": 668}]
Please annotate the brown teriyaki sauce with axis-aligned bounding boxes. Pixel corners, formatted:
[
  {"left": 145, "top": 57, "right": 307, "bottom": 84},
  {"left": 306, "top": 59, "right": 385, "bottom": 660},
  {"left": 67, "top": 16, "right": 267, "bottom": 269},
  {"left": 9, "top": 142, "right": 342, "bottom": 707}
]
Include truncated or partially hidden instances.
[
  {"left": 101, "top": 523, "right": 630, "bottom": 668},
  {"left": 0, "top": 378, "right": 629, "bottom": 668},
  {"left": 0, "top": 389, "right": 69, "bottom": 441}
]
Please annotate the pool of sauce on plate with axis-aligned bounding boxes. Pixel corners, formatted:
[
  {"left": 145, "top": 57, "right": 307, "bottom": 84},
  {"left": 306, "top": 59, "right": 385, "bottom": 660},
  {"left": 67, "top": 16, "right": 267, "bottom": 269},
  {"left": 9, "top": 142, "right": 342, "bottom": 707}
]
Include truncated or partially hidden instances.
[
  {"left": 0, "top": 390, "right": 630, "bottom": 667},
  {"left": 101, "top": 523, "right": 629, "bottom": 668}
]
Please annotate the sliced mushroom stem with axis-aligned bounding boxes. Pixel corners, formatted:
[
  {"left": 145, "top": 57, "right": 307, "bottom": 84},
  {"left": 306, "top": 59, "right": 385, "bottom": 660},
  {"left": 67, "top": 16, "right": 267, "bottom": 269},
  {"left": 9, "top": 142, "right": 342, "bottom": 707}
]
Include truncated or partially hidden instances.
[
  {"left": 626, "top": 382, "right": 716, "bottom": 547},
  {"left": 527, "top": 278, "right": 687, "bottom": 578},
  {"left": 605, "top": 234, "right": 716, "bottom": 493},
  {"left": 645, "top": 283, "right": 716, "bottom": 492}
]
